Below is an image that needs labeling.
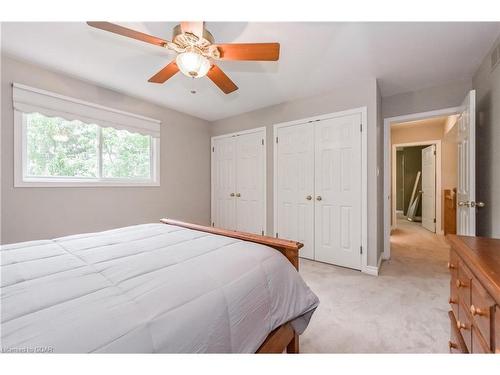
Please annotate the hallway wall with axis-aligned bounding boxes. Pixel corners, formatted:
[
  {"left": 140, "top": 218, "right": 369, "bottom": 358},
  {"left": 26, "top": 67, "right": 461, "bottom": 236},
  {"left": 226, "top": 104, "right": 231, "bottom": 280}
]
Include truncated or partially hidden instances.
[
  {"left": 473, "top": 33, "right": 500, "bottom": 238},
  {"left": 391, "top": 117, "right": 458, "bottom": 233}
]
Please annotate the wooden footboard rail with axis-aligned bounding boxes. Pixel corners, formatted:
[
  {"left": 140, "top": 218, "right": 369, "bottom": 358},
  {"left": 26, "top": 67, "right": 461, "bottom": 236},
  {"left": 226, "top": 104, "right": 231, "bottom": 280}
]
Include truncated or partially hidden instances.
[
  {"left": 160, "top": 218, "right": 302, "bottom": 271},
  {"left": 160, "top": 218, "right": 302, "bottom": 354}
]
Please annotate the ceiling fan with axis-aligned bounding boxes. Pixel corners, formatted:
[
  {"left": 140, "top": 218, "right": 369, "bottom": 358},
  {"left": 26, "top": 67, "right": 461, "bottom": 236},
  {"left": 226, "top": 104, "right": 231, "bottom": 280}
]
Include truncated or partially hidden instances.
[{"left": 87, "top": 22, "right": 280, "bottom": 94}]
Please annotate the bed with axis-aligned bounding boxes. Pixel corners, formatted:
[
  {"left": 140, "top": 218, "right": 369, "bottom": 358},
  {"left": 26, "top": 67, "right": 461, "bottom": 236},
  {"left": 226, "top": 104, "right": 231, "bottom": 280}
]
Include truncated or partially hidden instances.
[{"left": 0, "top": 219, "right": 319, "bottom": 353}]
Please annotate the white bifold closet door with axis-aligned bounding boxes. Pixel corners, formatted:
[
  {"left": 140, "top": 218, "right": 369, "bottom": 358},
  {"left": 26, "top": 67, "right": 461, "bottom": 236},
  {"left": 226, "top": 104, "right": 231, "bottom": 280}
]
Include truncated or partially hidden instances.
[
  {"left": 275, "top": 112, "right": 362, "bottom": 270},
  {"left": 275, "top": 123, "right": 315, "bottom": 259},
  {"left": 212, "top": 129, "right": 266, "bottom": 235},
  {"left": 212, "top": 136, "right": 237, "bottom": 230},
  {"left": 314, "top": 114, "right": 362, "bottom": 269}
]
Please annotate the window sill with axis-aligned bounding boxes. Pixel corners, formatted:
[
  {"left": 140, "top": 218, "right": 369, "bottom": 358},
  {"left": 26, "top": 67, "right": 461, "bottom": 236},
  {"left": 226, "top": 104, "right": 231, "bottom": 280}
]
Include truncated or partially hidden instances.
[{"left": 15, "top": 178, "right": 160, "bottom": 188}]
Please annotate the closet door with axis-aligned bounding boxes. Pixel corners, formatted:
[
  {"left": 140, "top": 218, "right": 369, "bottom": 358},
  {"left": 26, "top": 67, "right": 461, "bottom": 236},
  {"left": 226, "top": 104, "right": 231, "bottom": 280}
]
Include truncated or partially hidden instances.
[
  {"left": 275, "top": 123, "right": 315, "bottom": 259},
  {"left": 235, "top": 131, "right": 266, "bottom": 234},
  {"left": 212, "top": 136, "right": 237, "bottom": 230},
  {"left": 314, "top": 114, "right": 362, "bottom": 270}
]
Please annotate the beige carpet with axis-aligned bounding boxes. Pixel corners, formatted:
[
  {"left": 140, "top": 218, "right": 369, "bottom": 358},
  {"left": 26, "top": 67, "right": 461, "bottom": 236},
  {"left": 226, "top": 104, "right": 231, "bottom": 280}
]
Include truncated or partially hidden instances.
[{"left": 299, "top": 219, "right": 450, "bottom": 353}]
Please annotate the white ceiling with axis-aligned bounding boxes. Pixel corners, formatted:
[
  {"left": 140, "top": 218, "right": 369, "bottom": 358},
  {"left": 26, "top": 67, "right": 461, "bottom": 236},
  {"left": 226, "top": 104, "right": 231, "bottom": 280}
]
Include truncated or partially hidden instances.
[{"left": 2, "top": 22, "right": 499, "bottom": 121}]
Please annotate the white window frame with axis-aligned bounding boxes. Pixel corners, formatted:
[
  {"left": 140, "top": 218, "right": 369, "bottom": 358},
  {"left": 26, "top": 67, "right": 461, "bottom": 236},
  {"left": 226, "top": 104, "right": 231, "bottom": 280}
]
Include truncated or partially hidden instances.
[{"left": 13, "top": 84, "right": 161, "bottom": 187}]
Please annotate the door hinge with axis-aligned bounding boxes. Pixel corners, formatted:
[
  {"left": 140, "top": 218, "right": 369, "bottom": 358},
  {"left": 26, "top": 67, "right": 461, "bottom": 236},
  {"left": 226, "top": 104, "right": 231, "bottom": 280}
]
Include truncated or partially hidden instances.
[
  {"left": 433, "top": 150, "right": 436, "bottom": 155},
  {"left": 360, "top": 246, "right": 363, "bottom": 254},
  {"left": 212, "top": 146, "right": 214, "bottom": 152},
  {"left": 275, "top": 232, "right": 279, "bottom": 238},
  {"left": 212, "top": 222, "right": 215, "bottom": 227},
  {"left": 261, "top": 230, "right": 264, "bottom": 235},
  {"left": 275, "top": 136, "right": 278, "bottom": 144},
  {"left": 433, "top": 218, "right": 436, "bottom": 223},
  {"left": 261, "top": 138, "right": 264, "bottom": 146},
  {"left": 360, "top": 123, "right": 362, "bottom": 132}
]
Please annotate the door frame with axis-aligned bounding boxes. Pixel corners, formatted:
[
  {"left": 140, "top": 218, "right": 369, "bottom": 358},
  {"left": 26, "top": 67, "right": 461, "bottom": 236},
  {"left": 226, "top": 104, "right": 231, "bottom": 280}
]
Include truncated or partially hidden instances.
[
  {"left": 383, "top": 107, "right": 460, "bottom": 260},
  {"left": 273, "top": 107, "right": 368, "bottom": 273},
  {"left": 391, "top": 140, "right": 442, "bottom": 235},
  {"left": 210, "top": 126, "right": 267, "bottom": 234}
]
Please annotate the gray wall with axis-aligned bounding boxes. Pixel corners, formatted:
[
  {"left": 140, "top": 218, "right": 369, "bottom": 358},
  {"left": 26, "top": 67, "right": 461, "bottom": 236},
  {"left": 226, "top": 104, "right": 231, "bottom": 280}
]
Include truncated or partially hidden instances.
[
  {"left": 382, "top": 80, "right": 472, "bottom": 119},
  {"left": 211, "top": 79, "right": 382, "bottom": 267},
  {"left": 1, "top": 55, "right": 212, "bottom": 244},
  {"left": 473, "top": 34, "right": 500, "bottom": 238}
]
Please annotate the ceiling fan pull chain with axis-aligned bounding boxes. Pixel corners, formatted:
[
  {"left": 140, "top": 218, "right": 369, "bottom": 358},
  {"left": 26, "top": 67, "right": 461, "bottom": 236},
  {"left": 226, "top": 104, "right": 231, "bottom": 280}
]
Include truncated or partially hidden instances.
[{"left": 190, "top": 77, "right": 197, "bottom": 95}]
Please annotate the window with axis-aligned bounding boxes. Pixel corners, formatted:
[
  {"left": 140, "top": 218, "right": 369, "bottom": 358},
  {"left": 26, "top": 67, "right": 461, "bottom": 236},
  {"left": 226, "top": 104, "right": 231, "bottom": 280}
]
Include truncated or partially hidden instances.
[{"left": 14, "top": 83, "right": 160, "bottom": 187}]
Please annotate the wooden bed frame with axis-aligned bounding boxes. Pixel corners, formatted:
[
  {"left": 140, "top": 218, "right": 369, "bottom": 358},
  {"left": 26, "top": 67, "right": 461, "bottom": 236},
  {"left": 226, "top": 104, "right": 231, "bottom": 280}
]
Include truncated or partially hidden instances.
[{"left": 160, "top": 218, "right": 303, "bottom": 353}]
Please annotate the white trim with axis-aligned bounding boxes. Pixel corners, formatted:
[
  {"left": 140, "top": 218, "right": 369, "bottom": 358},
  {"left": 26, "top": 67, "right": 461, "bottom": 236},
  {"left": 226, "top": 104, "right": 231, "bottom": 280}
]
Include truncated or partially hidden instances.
[
  {"left": 391, "top": 140, "right": 442, "bottom": 239},
  {"left": 383, "top": 106, "right": 460, "bottom": 260},
  {"left": 12, "top": 83, "right": 161, "bottom": 138},
  {"left": 273, "top": 107, "right": 369, "bottom": 275},
  {"left": 210, "top": 126, "right": 267, "bottom": 234},
  {"left": 14, "top": 111, "right": 160, "bottom": 187},
  {"left": 211, "top": 126, "right": 266, "bottom": 141},
  {"left": 364, "top": 255, "right": 383, "bottom": 276}
]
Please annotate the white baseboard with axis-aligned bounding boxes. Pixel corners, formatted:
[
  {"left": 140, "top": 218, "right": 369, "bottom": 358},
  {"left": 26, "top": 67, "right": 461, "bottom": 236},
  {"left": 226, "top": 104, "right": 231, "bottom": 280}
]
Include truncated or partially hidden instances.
[
  {"left": 363, "top": 265, "right": 379, "bottom": 276},
  {"left": 363, "top": 256, "right": 383, "bottom": 276}
]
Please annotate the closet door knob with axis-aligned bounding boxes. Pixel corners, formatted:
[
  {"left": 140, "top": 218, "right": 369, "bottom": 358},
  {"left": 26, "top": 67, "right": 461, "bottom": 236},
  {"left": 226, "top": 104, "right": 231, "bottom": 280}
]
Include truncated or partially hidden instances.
[
  {"left": 316, "top": 196, "right": 322, "bottom": 201},
  {"left": 235, "top": 193, "right": 241, "bottom": 197},
  {"left": 306, "top": 195, "right": 312, "bottom": 201},
  {"left": 230, "top": 193, "right": 235, "bottom": 197}
]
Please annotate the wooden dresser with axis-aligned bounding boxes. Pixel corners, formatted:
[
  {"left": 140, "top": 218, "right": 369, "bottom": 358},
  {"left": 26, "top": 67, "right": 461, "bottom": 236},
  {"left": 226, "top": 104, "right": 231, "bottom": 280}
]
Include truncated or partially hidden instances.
[{"left": 447, "top": 235, "right": 500, "bottom": 354}]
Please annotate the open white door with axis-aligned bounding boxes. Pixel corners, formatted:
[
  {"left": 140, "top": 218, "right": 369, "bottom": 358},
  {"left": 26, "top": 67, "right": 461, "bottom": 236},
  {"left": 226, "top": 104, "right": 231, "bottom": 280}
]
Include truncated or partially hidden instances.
[
  {"left": 457, "top": 90, "right": 476, "bottom": 236},
  {"left": 421, "top": 145, "right": 436, "bottom": 232}
]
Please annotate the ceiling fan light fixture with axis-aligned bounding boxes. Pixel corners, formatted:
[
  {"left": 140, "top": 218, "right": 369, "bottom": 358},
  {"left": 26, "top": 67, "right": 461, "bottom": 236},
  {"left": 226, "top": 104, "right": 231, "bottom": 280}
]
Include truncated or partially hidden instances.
[{"left": 176, "top": 51, "right": 211, "bottom": 78}]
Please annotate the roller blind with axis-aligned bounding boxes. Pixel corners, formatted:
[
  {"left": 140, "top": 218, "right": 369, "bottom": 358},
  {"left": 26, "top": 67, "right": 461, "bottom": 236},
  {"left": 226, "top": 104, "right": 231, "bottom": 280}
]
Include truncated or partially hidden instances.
[{"left": 12, "top": 83, "right": 161, "bottom": 138}]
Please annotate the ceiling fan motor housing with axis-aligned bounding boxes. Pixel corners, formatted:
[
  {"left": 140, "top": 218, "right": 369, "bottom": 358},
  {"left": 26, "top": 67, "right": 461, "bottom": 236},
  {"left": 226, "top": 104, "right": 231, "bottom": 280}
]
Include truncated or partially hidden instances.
[{"left": 170, "top": 24, "right": 220, "bottom": 59}]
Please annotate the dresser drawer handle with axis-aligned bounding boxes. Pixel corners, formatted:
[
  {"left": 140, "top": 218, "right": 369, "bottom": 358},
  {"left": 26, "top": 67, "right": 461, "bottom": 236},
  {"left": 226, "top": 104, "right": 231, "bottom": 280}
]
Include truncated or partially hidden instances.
[
  {"left": 457, "top": 320, "right": 467, "bottom": 330},
  {"left": 470, "top": 305, "right": 486, "bottom": 317},
  {"left": 448, "top": 297, "right": 457, "bottom": 305},
  {"left": 447, "top": 262, "right": 456, "bottom": 270},
  {"left": 456, "top": 280, "right": 467, "bottom": 288},
  {"left": 448, "top": 341, "right": 458, "bottom": 350}
]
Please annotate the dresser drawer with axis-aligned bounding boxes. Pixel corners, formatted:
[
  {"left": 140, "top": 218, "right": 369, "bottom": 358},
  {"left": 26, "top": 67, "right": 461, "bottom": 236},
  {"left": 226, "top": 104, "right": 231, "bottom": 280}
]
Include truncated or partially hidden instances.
[
  {"left": 448, "top": 250, "right": 459, "bottom": 277},
  {"left": 449, "top": 250, "right": 460, "bottom": 318},
  {"left": 450, "top": 276, "right": 459, "bottom": 318},
  {"left": 457, "top": 302, "right": 472, "bottom": 352},
  {"left": 457, "top": 262, "right": 472, "bottom": 308},
  {"left": 470, "top": 278, "right": 495, "bottom": 350},
  {"left": 496, "top": 306, "right": 500, "bottom": 353},
  {"left": 472, "top": 326, "right": 491, "bottom": 353},
  {"left": 449, "top": 311, "right": 468, "bottom": 353}
]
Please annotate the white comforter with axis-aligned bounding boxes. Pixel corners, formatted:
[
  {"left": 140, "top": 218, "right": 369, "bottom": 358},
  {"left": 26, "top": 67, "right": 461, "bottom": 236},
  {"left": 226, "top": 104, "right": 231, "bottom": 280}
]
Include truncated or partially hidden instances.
[{"left": 1, "top": 223, "right": 319, "bottom": 353}]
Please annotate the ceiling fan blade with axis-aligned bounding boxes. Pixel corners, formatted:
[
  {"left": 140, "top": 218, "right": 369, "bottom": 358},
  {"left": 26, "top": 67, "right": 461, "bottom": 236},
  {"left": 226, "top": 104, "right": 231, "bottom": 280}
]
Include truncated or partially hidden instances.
[
  {"left": 87, "top": 22, "right": 168, "bottom": 47},
  {"left": 180, "top": 22, "right": 204, "bottom": 39},
  {"left": 148, "top": 61, "right": 180, "bottom": 83},
  {"left": 206, "top": 64, "right": 238, "bottom": 94},
  {"left": 215, "top": 43, "right": 280, "bottom": 61}
]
